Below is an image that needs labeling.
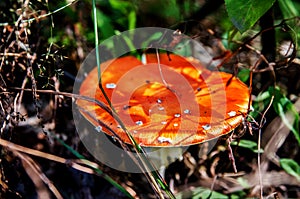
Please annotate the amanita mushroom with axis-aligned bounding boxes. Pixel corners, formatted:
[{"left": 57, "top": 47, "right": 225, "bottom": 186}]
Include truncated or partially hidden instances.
[{"left": 77, "top": 53, "right": 250, "bottom": 147}]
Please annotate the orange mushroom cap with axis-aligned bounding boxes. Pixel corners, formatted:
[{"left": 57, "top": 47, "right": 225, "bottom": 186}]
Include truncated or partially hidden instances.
[{"left": 77, "top": 53, "right": 250, "bottom": 147}]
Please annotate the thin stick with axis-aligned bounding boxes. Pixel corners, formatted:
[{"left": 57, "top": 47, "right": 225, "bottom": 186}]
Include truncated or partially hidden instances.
[
  {"left": 227, "top": 133, "right": 237, "bottom": 173},
  {"left": 156, "top": 48, "right": 169, "bottom": 88},
  {"left": 14, "top": 151, "right": 63, "bottom": 199},
  {"left": 92, "top": 0, "right": 100, "bottom": 83},
  {"left": 258, "top": 95, "right": 274, "bottom": 198},
  {"left": 0, "top": 138, "right": 93, "bottom": 174}
]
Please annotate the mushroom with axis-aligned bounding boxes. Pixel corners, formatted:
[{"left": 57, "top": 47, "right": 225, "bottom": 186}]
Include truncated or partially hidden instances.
[{"left": 77, "top": 53, "right": 250, "bottom": 147}]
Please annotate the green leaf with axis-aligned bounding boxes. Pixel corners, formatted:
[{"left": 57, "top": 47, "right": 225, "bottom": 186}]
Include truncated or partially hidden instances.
[
  {"left": 237, "top": 68, "right": 250, "bottom": 82},
  {"left": 128, "top": 10, "right": 136, "bottom": 30},
  {"left": 237, "top": 177, "right": 250, "bottom": 188},
  {"left": 108, "top": 0, "right": 136, "bottom": 29},
  {"left": 95, "top": 9, "right": 115, "bottom": 39},
  {"left": 226, "top": 27, "right": 240, "bottom": 49},
  {"left": 278, "top": 0, "right": 299, "bottom": 19},
  {"left": 224, "top": 0, "right": 276, "bottom": 32},
  {"left": 250, "top": 89, "right": 272, "bottom": 119},
  {"left": 271, "top": 86, "right": 300, "bottom": 145},
  {"left": 230, "top": 191, "right": 247, "bottom": 199},
  {"left": 175, "top": 187, "right": 228, "bottom": 199},
  {"left": 277, "top": 0, "right": 299, "bottom": 51},
  {"left": 114, "top": 30, "right": 136, "bottom": 53},
  {"left": 251, "top": 86, "right": 300, "bottom": 145},
  {"left": 109, "top": 0, "right": 132, "bottom": 14},
  {"left": 141, "top": 32, "right": 164, "bottom": 48},
  {"left": 280, "top": 158, "right": 300, "bottom": 181},
  {"left": 231, "top": 140, "right": 263, "bottom": 153}
]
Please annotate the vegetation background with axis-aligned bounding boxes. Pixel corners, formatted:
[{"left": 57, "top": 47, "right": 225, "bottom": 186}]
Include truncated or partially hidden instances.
[{"left": 0, "top": 0, "right": 299, "bottom": 198}]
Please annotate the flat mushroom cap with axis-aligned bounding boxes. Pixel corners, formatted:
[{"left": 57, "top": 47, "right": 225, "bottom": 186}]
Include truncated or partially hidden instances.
[{"left": 77, "top": 53, "right": 250, "bottom": 147}]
